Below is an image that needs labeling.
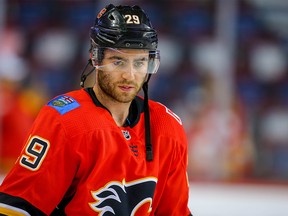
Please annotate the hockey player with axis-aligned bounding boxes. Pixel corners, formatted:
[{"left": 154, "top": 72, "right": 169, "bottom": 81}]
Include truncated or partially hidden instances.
[{"left": 0, "top": 4, "right": 192, "bottom": 215}]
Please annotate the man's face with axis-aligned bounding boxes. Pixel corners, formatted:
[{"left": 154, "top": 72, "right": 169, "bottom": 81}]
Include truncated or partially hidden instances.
[{"left": 97, "top": 48, "right": 149, "bottom": 103}]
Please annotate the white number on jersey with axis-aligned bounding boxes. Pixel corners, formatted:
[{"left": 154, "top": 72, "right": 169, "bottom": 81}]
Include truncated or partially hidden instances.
[{"left": 158, "top": 102, "right": 183, "bottom": 125}]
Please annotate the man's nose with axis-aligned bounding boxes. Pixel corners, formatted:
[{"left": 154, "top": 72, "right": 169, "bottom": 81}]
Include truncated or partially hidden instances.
[{"left": 122, "top": 63, "right": 136, "bottom": 79}]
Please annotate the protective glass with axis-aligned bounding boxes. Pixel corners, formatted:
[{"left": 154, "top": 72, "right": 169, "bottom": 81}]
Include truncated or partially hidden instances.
[{"left": 91, "top": 48, "right": 160, "bottom": 74}]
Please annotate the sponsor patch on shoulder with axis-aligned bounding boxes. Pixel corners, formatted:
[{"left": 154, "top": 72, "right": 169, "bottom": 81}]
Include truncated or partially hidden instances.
[{"left": 48, "top": 95, "right": 80, "bottom": 115}]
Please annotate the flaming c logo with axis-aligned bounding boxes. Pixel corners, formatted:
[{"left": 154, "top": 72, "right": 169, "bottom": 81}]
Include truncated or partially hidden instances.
[{"left": 89, "top": 177, "right": 157, "bottom": 216}]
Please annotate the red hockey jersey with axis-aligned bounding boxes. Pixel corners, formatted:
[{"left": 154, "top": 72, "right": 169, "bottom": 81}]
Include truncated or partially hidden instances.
[{"left": 0, "top": 88, "right": 191, "bottom": 215}]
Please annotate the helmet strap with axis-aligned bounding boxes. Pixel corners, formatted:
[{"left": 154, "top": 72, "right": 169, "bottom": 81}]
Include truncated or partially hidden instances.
[
  {"left": 80, "top": 59, "right": 95, "bottom": 88},
  {"left": 143, "top": 74, "right": 153, "bottom": 161}
]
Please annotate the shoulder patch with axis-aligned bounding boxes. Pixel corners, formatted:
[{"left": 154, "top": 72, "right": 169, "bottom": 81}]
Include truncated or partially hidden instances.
[{"left": 47, "top": 95, "right": 80, "bottom": 115}]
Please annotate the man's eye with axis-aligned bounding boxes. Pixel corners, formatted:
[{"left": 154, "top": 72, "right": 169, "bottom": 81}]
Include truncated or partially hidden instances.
[
  {"left": 113, "top": 60, "right": 124, "bottom": 66},
  {"left": 134, "top": 61, "right": 145, "bottom": 68}
]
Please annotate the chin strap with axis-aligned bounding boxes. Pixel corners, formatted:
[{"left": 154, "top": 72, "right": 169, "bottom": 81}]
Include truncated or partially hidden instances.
[
  {"left": 143, "top": 74, "right": 153, "bottom": 161},
  {"left": 80, "top": 59, "right": 95, "bottom": 88}
]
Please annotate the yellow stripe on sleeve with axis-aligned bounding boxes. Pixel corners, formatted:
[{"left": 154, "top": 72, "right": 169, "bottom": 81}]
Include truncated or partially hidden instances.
[{"left": 0, "top": 203, "right": 31, "bottom": 216}]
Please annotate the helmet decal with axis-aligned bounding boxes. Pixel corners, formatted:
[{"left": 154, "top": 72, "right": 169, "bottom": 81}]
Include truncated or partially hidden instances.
[
  {"left": 97, "top": 8, "right": 107, "bottom": 19},
  {"left": 124, "top": 14, "right": 140, "bottom": 24}
]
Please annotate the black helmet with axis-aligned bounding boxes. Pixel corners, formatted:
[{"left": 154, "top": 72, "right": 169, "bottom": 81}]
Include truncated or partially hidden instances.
[{"left": 90, "top": 4, "right": 158, "bottom": 50}]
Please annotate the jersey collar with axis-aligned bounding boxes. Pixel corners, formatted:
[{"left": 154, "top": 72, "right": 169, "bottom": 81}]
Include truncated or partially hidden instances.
[{"left": 85, "top": 87, "right": 143, "bottom": 127}]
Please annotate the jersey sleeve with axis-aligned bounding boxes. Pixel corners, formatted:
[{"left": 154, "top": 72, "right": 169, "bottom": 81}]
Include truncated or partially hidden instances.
[{"left": 0, "top": 105, "right": 79, "bottom": 215}]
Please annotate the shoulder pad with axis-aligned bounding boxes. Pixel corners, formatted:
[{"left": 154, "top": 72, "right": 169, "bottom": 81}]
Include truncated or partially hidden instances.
[{"left": 47, "top": 95, "right": 80, "bottom": 115}]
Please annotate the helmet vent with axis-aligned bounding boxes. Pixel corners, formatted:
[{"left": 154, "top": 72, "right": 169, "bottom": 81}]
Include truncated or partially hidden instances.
[{"left": 108, "top": 14, "right": 115, "bottom": 21}]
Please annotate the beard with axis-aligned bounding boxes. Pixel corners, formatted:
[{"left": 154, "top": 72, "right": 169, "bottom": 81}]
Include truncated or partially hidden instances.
[{"left": 97, "top": 70, "right": 145, "bottom": 103}]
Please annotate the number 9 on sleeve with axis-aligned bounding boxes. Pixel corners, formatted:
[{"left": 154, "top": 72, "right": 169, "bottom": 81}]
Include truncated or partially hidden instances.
[{"left": 20, "top": 136, "right": 50, "bottom": 171}]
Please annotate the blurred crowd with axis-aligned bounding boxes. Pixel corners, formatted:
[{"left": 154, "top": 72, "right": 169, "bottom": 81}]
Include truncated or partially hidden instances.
[{"left": 1, "top": 0, "right": 288, "bottom": 183}]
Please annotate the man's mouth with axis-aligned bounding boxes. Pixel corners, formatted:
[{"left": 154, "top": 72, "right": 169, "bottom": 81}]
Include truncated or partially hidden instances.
[{"left": 119, "top": 85, "right": 134, "bottom": 91}]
